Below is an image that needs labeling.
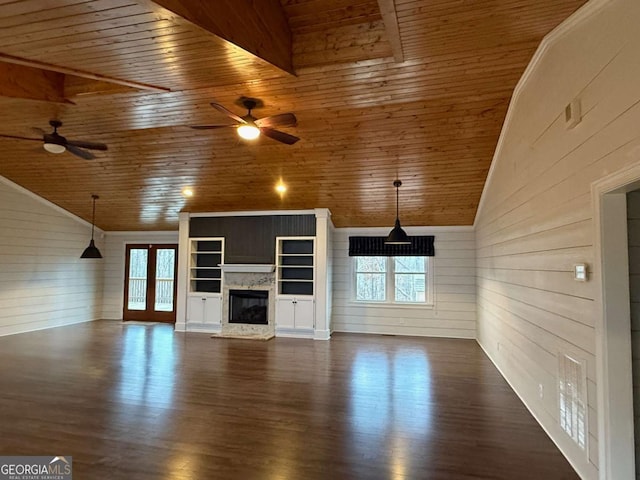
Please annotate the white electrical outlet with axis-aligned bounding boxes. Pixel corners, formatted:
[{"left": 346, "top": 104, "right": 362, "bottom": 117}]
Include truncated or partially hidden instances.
[{"left": 538, "top": 383, "right": 544, "bottom": 399}]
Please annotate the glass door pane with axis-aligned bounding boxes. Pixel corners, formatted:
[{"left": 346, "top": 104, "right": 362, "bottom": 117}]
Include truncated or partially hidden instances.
[
  {"left": 154, "top": 248, "right": 176, "bottom": 312},
  {"left": 123, "top": 244, "right": 177, "bottom": 323},
  {"left": 127, "top": 248, "right": 148, "bottom": 310}
]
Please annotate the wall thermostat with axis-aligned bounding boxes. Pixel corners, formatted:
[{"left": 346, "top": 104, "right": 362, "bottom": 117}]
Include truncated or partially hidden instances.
[{"left": 574, "top": 264, "right": 587, "bottom": 281}]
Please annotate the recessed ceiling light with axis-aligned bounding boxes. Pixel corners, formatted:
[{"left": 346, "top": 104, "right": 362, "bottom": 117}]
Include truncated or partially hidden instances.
[
  {"left": 182, "top": 187, "right": 194, "bottom": 197},
  {"left": 275, "top": 182, "right": 287, "bottom": 194}
]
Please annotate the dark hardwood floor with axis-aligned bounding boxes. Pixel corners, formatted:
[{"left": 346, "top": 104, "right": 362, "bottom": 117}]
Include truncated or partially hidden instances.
[{"left": 0, "top": 321, "right": 579, "bottom": 479}]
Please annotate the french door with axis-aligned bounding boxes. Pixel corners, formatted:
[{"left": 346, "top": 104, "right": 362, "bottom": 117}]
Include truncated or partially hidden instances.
[{"left": 123, "top": 244, "right": 178, "bottom": 323}]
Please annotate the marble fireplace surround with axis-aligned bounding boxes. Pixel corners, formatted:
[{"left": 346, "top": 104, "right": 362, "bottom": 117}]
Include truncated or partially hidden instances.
[{"left": 217, "top": 268, "right": 276, "bottom": 340}]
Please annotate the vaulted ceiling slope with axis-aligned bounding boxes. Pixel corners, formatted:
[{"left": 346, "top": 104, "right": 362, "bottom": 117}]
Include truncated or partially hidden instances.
[{"left": 0, "top": 0, "right": 587, "bottom": 230}]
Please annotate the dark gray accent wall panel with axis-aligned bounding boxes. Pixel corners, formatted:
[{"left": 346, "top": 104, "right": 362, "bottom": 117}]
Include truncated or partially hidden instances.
[{"left": 189, "top": 215, "right": 316, "bottom": 264}]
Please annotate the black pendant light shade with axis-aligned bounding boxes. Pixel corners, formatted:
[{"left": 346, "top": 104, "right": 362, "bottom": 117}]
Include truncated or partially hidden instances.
[
  {"left": 81, "top": 194, "right": 103, "bottom": 259},
  {"left": 385, "top": 180, "right": 411, "bottom": 245},
  {"left": 386, "top": 218, "right": 411, "bottom": 244}
]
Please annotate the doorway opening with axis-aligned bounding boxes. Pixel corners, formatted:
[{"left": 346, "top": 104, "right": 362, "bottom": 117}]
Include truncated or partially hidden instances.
[
  {"left": 593, "top": 166, "right": 640, "bottom": 479},
  {"left": 627, "top": 189, "right": 640, "bottom": 478},
  {"left": 123, "top": 244, "right": 178, "bottom": 323}
]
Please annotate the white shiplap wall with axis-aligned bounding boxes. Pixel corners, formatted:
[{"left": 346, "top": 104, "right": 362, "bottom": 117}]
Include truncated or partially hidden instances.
[
  {"left": 475, "top": 1, "right": 640, "bottom": 478},
  {"left": 627, "top": 190, "right": 640, "bottom": 479},
  {"left": 332, "top": 226, "right": 476, "bottom": 338},
  {"left": 0, "top": 176, "right": 104, "bottom": 335},
  {"left": 101, "top": 231, "right": 178, "bottom": 320}
]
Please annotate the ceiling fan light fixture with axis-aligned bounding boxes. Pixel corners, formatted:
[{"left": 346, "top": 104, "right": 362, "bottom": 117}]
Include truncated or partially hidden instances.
[
  {"left": 43, "top": 142, "right": 66, "bottom": 154},
  {"left": 237, "top": 124, "right": 260, "bottom": 140},
  {"left": 385, "top": 180, "right": 412, "bottom": 245},
  {"left": 191, "top": 99, "right": 299, "bottom": 145},
  {"left": 80, "top": 194, "right": 103, "bottom": 259}
]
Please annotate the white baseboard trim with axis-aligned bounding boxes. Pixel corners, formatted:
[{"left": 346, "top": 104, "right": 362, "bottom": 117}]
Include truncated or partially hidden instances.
[
  {"left": 313, "top": 329, "right": 331, "bottom": 340},
  {"left": 275, "top": 327, "right": 314, "bottom": 339},
  {"left": 0, "top": 317, "right": 100, "bottom": 337},
  {"left": 178, "top": 323, "right": 222, "bottom": 334},
  {"left": 331, "top": 327, "right": 475, "bottom": 340}
]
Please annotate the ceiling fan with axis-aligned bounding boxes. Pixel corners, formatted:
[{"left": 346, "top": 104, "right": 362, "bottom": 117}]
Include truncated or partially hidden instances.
[
  {"left": 0, "top": 120, "right": 108, "bottom": 160},
  {"left": 190, "top": 97, "right": 300, "bottom": 145}
]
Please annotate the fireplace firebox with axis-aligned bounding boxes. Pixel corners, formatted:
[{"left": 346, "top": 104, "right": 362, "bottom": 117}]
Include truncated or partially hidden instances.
[{"left": 229, "top": 290, "right": 268, "bottom": 325}]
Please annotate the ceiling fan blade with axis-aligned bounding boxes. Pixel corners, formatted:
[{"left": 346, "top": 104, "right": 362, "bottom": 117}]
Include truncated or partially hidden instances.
[
  {"left": 260, "top": 128, "right": 300, "bottom": 145},
  {"left": 190, "top": 124, "right": 237, "bottom": 130},
  {"left": 210, "top": 102, "right": 246, "bottom": 124},
  {"left": 66, "top": 139, "right": 108, "bottom": 151},
  {"left": 0, "top": 134, "right": 42, "bottom": 142},
  {"left": 255, "top": 113, "right": 297, "bottom": 129},
  {"left": 66, "top": 145, "right": 96, "bottom": 160}
]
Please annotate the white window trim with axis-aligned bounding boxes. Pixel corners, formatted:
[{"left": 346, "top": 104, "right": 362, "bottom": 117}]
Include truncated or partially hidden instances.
[{"left": 350, "top": 255, "right": 434, "bottom": 307}]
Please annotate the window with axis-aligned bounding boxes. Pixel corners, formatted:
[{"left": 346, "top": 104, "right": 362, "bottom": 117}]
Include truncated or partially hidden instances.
[
  {"left": 355, "top": 257, "right": 387, "bottom": 301},
  {"left": 394, "top": 256, "right": 426, "bottom": 302},
  {"left": 354, "top": 256, "right": 431, "bottom": 304}
]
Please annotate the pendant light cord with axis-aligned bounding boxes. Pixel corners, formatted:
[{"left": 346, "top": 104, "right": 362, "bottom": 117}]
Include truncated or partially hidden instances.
[
  {"left": 393, "top": 179, "right": 402, "bottom": 221},
  {"left": 90, "top": 194, "right": 98, "bottom": 240}
]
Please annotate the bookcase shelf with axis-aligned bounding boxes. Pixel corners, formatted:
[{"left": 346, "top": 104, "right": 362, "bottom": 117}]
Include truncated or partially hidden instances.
[
  {"left": 189, "top": 238, "right": 224, "bottom": 293},
  {"left": 276, "top": 237, "right": 314, "bottom": 296}
]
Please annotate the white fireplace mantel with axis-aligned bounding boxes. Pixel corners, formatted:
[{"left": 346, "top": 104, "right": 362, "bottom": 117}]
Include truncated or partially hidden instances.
[{"left": 219, "top": 264, "right": 275, "bottom": 273}]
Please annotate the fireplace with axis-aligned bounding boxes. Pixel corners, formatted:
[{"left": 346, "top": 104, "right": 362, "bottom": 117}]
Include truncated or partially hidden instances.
[
  {"left": 229, "top": 289, "right": 268, "bottom": 325},
  {"left": 219, "top": 271, "right": 275, "bottom": 339}
]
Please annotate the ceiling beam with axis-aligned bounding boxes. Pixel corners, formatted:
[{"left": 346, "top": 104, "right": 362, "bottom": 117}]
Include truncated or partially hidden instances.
[
  {"left": 0, "top": 62, "right": 68, "bottom": 104},
  {"left": 0, "top": 53, "right": 170, "bottom": 93},
  {"left": 377, "top": 0, "right": 405, "bottom": 63},
  {"left": 64, "top": 77, "right": 141, "bottom": 97},
  {"left": 151, "top": 0, "right": 294, "bottom": 75}
]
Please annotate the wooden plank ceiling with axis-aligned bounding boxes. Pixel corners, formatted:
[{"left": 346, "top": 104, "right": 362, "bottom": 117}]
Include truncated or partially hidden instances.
[{"left": 0, "top": 0, "right": 587, "bottom": 230}]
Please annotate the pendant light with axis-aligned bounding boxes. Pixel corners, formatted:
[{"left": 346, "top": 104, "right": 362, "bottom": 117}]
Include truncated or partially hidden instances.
[
  {"left": 385, "top": 180, "right": 411, "bottom": 245},
  {"left": 80, "top": 194, "right": 103, "bottom": 259}
]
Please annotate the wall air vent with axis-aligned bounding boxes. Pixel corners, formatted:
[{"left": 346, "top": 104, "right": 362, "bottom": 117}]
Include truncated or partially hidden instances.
[
  {"left": 558, "top": 353, "right": 587, "bottom": 451},
  {"left": 565, "top": 98, "right": 582, "bottom": 129}
]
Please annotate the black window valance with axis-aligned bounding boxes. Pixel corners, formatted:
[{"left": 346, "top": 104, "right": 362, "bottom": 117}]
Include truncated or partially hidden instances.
[{"left": 348, "top": 236, "right": 435, "bottom": 257}]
